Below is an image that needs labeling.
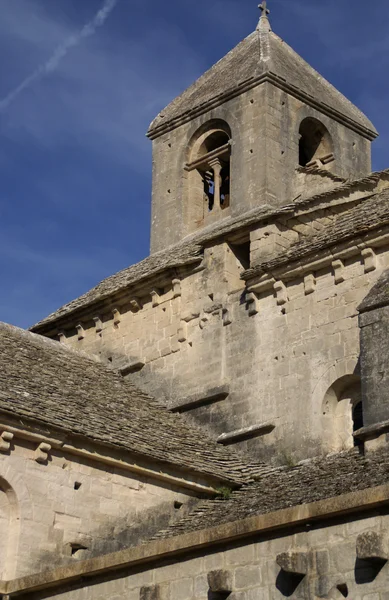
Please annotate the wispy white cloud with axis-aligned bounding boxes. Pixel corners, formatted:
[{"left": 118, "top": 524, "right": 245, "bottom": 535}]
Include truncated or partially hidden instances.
[{"left": 0, "top": 0, "right": 118, "bottom": 112}]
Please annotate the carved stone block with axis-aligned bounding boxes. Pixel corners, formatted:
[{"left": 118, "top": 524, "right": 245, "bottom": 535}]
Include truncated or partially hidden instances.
[
  {"left": 93, "top": 317, "right": 103, "bottom": 333},
  {"left": 362, "top": 247, "right": 377, "bottom": 273},
  {"left": 332, "top": 259, "right": 345, "bottom": 284},
  {"left": 274, "top": 281, "right": 288, "bottom": 306},
  {"left": 207, "top": 569, "right": 233, "bottom": 593},
  {"left": 112, "top": 308, "right": 121, "bottom": 325},
  {"left": 356, "top": 531, "right": 389, "bottom": 562},
  {"left": 130, "top": 299, "right": 141, "bottom": 313},
  {"left": 0, "top": 431, "right": 14, "bottom": 453},
  {"left": 276, "top": 551, "right": 308, "bottom": 575},
  {"left": 304, "top": 273, "right": 316, "bottom": 295},
  {"left": 58, "top": 332, "right": 67, "bottom": 344},
  {"left": 35, "top": 442, "right": 51, "bottom": 465},
  {"left": 150, "top": 289, "right": 160, "bottom": 307},
  {"left": 246, "top": 291, "right": 259, "bottom": 316},
  {"left": 172, "top": 278, "right": 182, "bottom": 298},
  {"left": 76, "top": 324, "right": 85, "bottom": 341}
]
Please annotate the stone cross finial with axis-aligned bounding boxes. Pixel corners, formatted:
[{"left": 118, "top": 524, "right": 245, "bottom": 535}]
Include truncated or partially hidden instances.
[{"left": 259, "top": 1, "right": 270, "bottom": 18}]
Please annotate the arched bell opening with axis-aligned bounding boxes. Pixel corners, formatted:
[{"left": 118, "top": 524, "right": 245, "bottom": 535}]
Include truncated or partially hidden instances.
[
  {"left": 299, "top": 117, "right": 334, "bottom": 170},
  {"left": 185, "top": 120, "right": 232, "bottom": 231}
]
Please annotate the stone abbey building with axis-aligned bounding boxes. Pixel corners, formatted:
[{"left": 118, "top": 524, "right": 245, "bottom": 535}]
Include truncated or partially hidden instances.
[{"left": 1, "top": 5, "right": 389, "bottom": 599}]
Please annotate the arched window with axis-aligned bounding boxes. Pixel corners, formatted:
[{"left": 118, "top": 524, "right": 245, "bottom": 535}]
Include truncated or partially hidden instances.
[
  {"left": 185, "top": 121, "right": 231, "bottom": 231},
  {"left": 322, "top": 375, "right": 363, "bottom": 451},
  {"left": 299, "top": 118, "right": 334, "bottom": 169}
]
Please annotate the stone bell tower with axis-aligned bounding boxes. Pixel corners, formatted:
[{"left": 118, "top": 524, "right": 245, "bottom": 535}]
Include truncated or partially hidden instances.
[{"left": 147, "top": 2, "right": 377, "bottom": 254}]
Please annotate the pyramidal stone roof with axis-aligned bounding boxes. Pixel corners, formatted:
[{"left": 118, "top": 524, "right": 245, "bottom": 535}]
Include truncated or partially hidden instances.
[
  {"left": 148, "top": 20, "right": 377, "bottom": 140},
  {"left": 0, "top": 322, "right": 255, "bottom": 485}
]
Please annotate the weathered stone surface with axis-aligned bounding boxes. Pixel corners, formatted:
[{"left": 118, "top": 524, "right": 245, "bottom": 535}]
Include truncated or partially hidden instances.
[
  {"left": 207, "top": 569, "right": 233, "bottom": 592},
  {"left": 148, "top": 28, "right": 376, "bottom": 139},
  {"left": 276, "top": 551, "right": 308, "bottom": 575},
  {"left": 356, "top": 531, "right": 389, "bottom": 562},
  {"left": 0, "top": 322, "right": 252, "bottom": 486}
]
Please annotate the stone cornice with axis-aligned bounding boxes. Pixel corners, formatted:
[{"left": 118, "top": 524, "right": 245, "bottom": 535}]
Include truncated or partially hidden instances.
[
  {"left": 2, "top": 483, "right": 389, "bottom": 597},
  {"left": 246, "top": 229, "right": 389, "bottom": 292},
  {"left": 0, "top": 416, "right": 228, "bottom": 495},
  {"left": 147, "top": 72, "right": 378, "bottom": 141}
]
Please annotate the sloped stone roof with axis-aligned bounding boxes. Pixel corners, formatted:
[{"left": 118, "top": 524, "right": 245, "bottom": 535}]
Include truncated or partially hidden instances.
[
  {"left": 0, "top": 322, "right": 254, "bottom": 485},
  {"left": 244, "top": 189, "right": 389, "bottom": 279},
  {"left": 32, "top": 172, "right": 389, "bottom": 334},
  {"left": 31, "top": 204, "right": 277, "bottom": 333},
  {"left": 148, "top": 26, "right": 377, "bottom": 139},
  {"left": 151, "top": 448, "right": 389, "bottom": 540},
  {"left": 358, "top": 268, "right": 389, "bottom": 313}
]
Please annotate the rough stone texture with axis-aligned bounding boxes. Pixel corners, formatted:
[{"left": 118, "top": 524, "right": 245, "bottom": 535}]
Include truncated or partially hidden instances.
[
  {"left": 148, "top": 28, "right": 376, "bottom": 138},
  {"left": 0, "top": 435, "right": 198, "bottom": 579},
  {"left": 276, "top": 551, "right": 308, "bottom": 575},
  {"left": 38, "top": 214, "right": 389, "bottom": 464},
  {"left": 24, "top": 513, "right": 389, "bottom": 599},
  {"left": 357, "top": 531, "right": 389, "bottom": 562},
  {"left": 207, "top": 569, "right": 233, "bottom": 592},
  {"left": 0, "top": 322, "right": 254, "bottom": 485},
  {"left": 245, "top": 189, "right": 389, "bottom": 279},
  {"left": 150, "top": 449, "right": 389, "bottom": 539},
  {"left": 359, "top": 276, "right": 389, "bottom": 428}
]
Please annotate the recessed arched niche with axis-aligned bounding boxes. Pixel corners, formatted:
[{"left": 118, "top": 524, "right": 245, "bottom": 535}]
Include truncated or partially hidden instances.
[
  {"left": 322, "top": 374, "right": 363, "bottom": 452},
  {"left": 185, "top": 120, "right": 232, "bottom": 232},
  {"left": 0, "top": 476, "right": 20, "bottom": 579},
  {"left": 298, "top": 117, "right": 334, "bottom": 169}
]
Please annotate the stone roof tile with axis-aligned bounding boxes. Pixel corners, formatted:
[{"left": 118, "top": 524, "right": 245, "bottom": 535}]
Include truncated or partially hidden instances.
[
  {"left": 0, "top": 322, "right": 254, "bottom": 485},
  {"left": 150, "top": 449, "right": 389, "bottom": 539},
  {"left": 244, "top": 189, "right": 389, "bottom": 279},
  {"left": 148, "top": 29, "right": 376, "bottom": 139}
]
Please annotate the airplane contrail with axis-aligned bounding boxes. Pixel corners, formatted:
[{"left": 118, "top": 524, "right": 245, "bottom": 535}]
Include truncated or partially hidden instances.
[{"left": 0, "top": 0, "right": 118, "bottom": 112}]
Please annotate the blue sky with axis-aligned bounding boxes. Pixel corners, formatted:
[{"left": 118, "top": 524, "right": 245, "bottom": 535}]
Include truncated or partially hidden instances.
[{"left": 0, "top": 0, "right": 388, "bottom": 329}]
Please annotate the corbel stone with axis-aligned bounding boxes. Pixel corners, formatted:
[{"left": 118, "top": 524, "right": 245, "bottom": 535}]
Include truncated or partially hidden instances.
[
  {"left": 222, "top": 308, "right": 232, "bottom": 326},
  {"left": 246, "top": 291, "right": 259, "bottom": 316},
  {"left": 356, "top": 531, "right": 389, "bottom": 563},
  {"left": 181, "top": 309, "right": 200, "bottom": 323},
  {"left": 172, "top": 278, "right": 181, "bottom": 299},
  {"left": 207, "top": 570, "right": 233, "bottom": 593},
  {"left": 58, "top": 332, "right": 67, "bottom": 344},
  {"left": 112, "top": 308, "right": 121, "bottom": 325},
  {"left": 130, "top": 299, "right": 141, "bottom": 313},
  {"left": 361, "top": 247, "right": 377, "bottom": 274},
  {"left": 150, "top": 289, "right": 160, "bottom": 308},
  {"left": 332, "top": 259, "right": 345, "bottom": 284},
  {"left": 35, "top": 442, "right": 51, "bottom": 465},
  {"left": 119, "top": 360, "right": 145, "bottom": 376},
  {"left": 0, "top": 432, "right": 14, "bottom": 453},
  {"left": 304, "top": 273, "right": 316, "bottom": 296},
  {"left": 76, "top": 324, "right": 85, "bottom": 341},
  {"left": 276, "top": 551, "right": 308, "bottom": 576},
  {"left": 178, "top": 321, "right": 187, "bottom": 343},
  {"left": 93, "top": 317, "right": 103, "bottom": 333},
  {"left": 274, "top": 281, "right": 288, "bottom": 306}
]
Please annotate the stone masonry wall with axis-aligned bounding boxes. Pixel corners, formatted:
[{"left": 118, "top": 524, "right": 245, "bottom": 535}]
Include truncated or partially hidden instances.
[
  {"left": 59, "top": 230, "right": 389, "bottom": 466},
  {"left": 0, "top": 435, "right": 196, "bottom": 580},
  {"left": 27, "top": 511, "right": 389, "bottom": 600},
  {"left": 150, "top": 81, "right": 371, "bottom": 253}
]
